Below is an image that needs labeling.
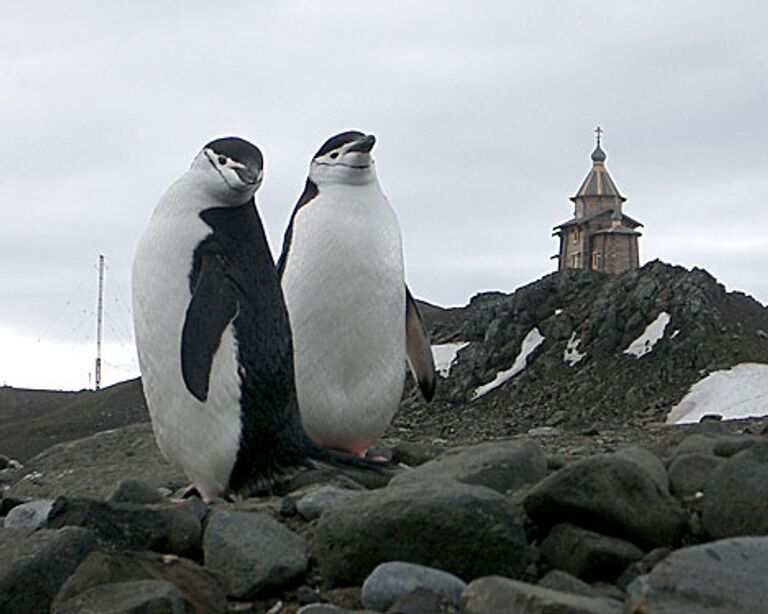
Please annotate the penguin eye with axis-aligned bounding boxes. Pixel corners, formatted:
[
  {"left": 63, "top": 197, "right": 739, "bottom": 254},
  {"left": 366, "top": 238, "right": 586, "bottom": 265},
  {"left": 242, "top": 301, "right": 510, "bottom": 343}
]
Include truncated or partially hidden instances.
[
  {"left": 330, "top": 152, "right": 339, "bottom": 159},
  {"left": 217, "top": 156, "right": 227, "bottom": 165}
]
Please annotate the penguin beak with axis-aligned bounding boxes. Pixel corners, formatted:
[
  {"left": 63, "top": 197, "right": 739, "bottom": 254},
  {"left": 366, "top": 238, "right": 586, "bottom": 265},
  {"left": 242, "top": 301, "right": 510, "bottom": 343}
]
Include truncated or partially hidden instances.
[
  {"left": 234, "top": 166, "right": 262, "bottom": 186},
  {"left": 347, "top": 134, "right": 376, "bottom": 154}
]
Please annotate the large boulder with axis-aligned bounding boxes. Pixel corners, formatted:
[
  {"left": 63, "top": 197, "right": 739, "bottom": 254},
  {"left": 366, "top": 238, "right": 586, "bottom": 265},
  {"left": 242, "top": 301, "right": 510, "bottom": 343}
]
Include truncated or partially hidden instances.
[
  {"left": 0, "top": 527, "right": 97, "bottom": 614},
  {"left": 627, "top": 536, "right": 768, "bottom": 612},
  {"left": 524, "top": 453, "right": 686, "bottom": 548},
  {"left": 314, "top": 482, "right": 527, "bottom": 586},
  {"left": 388, "top": 439, "right": 547, "bottom": 494}
]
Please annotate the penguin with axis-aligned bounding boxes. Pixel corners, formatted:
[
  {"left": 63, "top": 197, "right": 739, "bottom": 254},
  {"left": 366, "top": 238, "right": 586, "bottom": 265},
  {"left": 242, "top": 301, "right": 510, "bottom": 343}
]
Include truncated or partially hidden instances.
[
  {"left": 132, "top": 136, "right": 380, "bottom": 501},
  {"left": 277, "top": 130, "right": 436, "bottom": 456}
]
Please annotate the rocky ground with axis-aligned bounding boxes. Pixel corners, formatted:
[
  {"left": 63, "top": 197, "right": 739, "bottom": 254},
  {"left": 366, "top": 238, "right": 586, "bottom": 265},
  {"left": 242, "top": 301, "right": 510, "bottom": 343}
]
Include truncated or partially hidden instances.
[
  {"left": 3, "top": 412, "right": 768, "bottom": 613},
  {"left": 3, "top": 260, "right": 768, "bottom": 612}
]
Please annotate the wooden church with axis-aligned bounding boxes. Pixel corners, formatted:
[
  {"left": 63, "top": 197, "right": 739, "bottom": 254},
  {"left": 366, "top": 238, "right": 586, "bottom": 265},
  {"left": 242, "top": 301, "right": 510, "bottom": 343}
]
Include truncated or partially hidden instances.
[{"left": 553, "top": 129, "right": 642, "bottom": 274}]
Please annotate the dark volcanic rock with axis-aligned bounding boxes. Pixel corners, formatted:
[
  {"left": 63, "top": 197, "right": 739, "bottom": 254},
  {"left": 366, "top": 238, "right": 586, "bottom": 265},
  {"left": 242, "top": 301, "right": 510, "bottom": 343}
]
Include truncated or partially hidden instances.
[
  {"left": 314, "top": 482, "right": 527, "bottom": 586},
  {"left": 52, "top": 579, "right": 187, "bottom": 614},
  {"left": 47, "top": 496, "right": 202, "bottom": 556},
  {"left": 539, "top": 523, "right": 644, "bottom": 582},
  {"left": 627, "top": 536, "right": 768, "bottom": 613},
  {"left": 524, "top": 453, "right": 686, "bottom": 549},
  {"left": 203, "top": 510, "right": 308, "bottom": 598},
  {"left": 0, "top": 527, "right": 97, "bottom": 614},
  {"left": 52, "top": 549, "right": 227, "bottom": 614},
  {"left": 8, "top": 423, "right": 186, "bottom": 500},
  {"left": 461, "top": 576, "right": 623, "bottom": 614},
  {"left": 701, "top": 441, "right": 768, "bottom": 538},
  {"left": 388, "top": 439, "right": 547, "bottom": 494}
]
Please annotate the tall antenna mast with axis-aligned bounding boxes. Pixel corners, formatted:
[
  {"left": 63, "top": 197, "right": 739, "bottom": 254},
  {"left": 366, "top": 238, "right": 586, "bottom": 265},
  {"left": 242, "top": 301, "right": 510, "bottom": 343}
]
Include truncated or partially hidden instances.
[{"left": 95, "top": 254, "right": 105, "bottom": 390}]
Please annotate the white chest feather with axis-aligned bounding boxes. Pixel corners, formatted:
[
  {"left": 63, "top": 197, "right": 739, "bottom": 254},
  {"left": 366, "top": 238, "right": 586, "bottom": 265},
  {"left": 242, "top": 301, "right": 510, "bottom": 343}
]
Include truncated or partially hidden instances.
[
  {"left": 281, "top": 182, "right": 406, "bottom": 452},
  {"left": 132, "top": 178, "right": 242, "bottom": 498}
]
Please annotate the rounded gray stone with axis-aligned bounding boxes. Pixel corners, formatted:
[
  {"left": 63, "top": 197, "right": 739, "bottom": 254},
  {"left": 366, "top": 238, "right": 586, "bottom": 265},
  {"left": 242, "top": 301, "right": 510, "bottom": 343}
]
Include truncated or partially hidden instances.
[
  {"left": 627, "top": 536, "right": 768, "bottom": 612},
  {"left": 538, "top": 570, "right": 598, "bottom": 597},
  {"left": 614, "top": 446, "right": 669, "bottom": 493},
  {"left": 52, "top": 580, "right": 186, "bottom": 614},
  {"left": 3, "top": 499, "right": 54, "bottom": 529},
  {"left": 702, "top": 444, "right": 768, "bottom": 538},
  {"left": 361, "top": 561, "right": 466, "bottom": 611},
  {"left": 462, "top": 576, "right": 623, "bottom": 614},
  {"left": 540, "top": 523, "right": 644, "bottom": 582},
  {"left": 204, "top": 510, "right": 307, "bottom": 598},
  {"left": 667, "top": 453, "right": 722, "bottom": 497},
  {"left": 524, "top": 454, "right": 686, "bottom": 549},
  {"left": 107, "top": 479, "right": 165, "bottom": 504},
  {"left": 0, "top": 527, "right": 98, "bottom": 613},
  {"left": 296, "top": 486, "right": 361, "bottom": 521}
]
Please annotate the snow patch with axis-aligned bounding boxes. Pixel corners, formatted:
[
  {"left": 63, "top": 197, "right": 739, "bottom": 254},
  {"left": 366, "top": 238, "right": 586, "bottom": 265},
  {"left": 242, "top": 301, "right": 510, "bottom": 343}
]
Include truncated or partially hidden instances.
[
  {"left": 667, "top": 363, "right": 768, "bottom": 424},
  {"left": 563, "top": 332, "right": 585, "bottom": 366},
  {"left": 432, "top": 342, "right": 469, "bottom": 378},
  {"left": 554, "top": 309, "right": 563, "bottom": 315},
  {"left": 623, "top": 312, "right": 671, "bottom": 358},
  {"left": 472, "top": 327, "right": 545, "bottom": 400}
]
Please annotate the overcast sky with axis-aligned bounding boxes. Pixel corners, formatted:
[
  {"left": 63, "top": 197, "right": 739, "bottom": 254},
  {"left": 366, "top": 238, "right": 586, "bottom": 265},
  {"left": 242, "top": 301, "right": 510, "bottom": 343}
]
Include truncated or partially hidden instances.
[{"left": 1, "top": 2, "right": 766, "bottom": 390}]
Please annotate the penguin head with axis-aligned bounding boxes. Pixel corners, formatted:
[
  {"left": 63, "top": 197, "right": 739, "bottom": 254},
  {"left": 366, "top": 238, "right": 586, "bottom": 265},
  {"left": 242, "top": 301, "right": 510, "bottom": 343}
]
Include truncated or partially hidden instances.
[
  {"left": 309, "top": 131, "right": 377, "bottom": 186},
  {"left": 192, "top": 136, "right": 265, "bottom": 205}
]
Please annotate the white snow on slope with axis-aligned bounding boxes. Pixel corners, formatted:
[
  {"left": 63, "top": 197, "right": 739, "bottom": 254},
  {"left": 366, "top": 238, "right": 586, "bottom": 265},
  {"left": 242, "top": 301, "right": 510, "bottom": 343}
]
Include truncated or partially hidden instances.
[
  {"left": 472, "top": 327, "right": 545, "bottom": 400},
  {"left": 564, "top": 332, "right": 585, "bottom": 366},
  {"left": 624, "top": 312, "right": 671, "bottom": 358},
  {"left": 432, "top": 342, "right": 470, "bottom": 378},
  {"left": 666, "top": 363, "right": 768, "bottom": 424}
]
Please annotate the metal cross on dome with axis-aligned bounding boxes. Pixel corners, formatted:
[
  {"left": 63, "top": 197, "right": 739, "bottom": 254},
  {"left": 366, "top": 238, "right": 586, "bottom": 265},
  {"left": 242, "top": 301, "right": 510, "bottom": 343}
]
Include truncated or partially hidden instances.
[{"left": 595, "top": 126, "right": 603, "bottom": 147}]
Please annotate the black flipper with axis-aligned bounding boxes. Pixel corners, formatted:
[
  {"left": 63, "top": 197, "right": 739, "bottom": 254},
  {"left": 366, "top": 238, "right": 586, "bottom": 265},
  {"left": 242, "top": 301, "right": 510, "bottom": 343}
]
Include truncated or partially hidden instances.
[
  {"left": 276, "top": 178, "right": 319, "bottom": 279},
  {"left": 405, "top": 286, "right": 437, "bottom": 401},
  {"left": 181, "top": 247, "right": 238, "bottom": 402}
]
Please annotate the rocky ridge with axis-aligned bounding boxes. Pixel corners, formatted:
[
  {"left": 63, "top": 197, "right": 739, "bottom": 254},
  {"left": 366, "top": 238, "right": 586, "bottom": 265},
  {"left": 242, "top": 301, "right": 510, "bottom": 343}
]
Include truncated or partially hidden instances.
[{"left": 397, "top": 259, "right": 768, "bottom": 442}]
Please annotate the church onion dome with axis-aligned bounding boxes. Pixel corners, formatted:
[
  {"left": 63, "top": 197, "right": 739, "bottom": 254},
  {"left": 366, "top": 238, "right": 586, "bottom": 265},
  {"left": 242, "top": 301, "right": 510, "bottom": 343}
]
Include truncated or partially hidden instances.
[
  {"left": 570, "top": 143, "right": 626, "bottom": 203},
  {"left": 591, "top": 143, "right": 607, "bottom": 162}
]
